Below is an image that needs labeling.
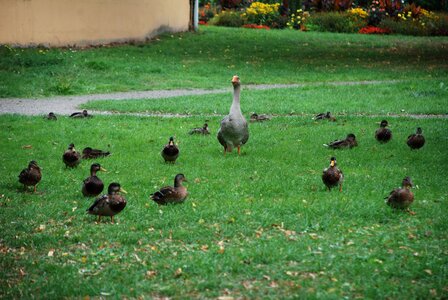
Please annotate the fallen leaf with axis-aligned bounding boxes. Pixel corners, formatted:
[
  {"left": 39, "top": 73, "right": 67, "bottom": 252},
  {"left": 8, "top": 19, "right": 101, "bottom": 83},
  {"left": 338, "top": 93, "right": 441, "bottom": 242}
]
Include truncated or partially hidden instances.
[
  {"left": 146, "top": 270, "right": 157, "bottom": 278},
  {"left": 242, "top": 280, "right": 252, "bottom": 290},
  {"left": 201, "top": 245, "right": 209, "bottom": 252},
  {"left": 48, "top": 249, "right": 55, "bottom": 257},
  {"left": 19, "top": 268, "right": 26, "bottom": 276},
  {"left": 309, "top": 233, "right": 318, "bottom": 240},
  {"left": 263, "top": 275, "right": 271, "bottom": 281},
  {"left": 424, "top": 269, "right": 432, "bottom": 275},
  {"left": 174, "top": 267, "right": 183, "bottom": 278},
  {"left": 22, "top": 145, "right": 33, "bottom": 149},
  {"left": 269, "top": 281, "right": 278, "bottom": 288},
  {"left": 286, "top": 271, "right": 299, "bottom": 277}
]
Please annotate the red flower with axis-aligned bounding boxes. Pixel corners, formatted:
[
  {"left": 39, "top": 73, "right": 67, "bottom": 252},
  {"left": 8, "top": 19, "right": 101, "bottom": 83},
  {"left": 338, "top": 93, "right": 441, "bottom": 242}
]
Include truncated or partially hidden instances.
[
  {"left": 242, "top": 24, "right": 271, "bottom": 30},
  {"left": 359, "top": 26, "right": 390, "bottom": 34}
]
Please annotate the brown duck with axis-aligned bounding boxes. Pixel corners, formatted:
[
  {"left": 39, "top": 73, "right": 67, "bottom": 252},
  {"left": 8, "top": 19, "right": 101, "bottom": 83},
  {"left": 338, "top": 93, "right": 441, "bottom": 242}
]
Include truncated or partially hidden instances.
[
  {"left": 70, "top": 110, "right": 91, "bottom": 118},
  {"left": 375, "top": 120, "right": 392, "bottom": 143},
  {"left": 18, "top": 160, "right": 42, "bottom": 193},
  {"left": 322, "top": 157, "right": 343, "bottom": 192},
  {"left": 324, "top": 133, "right": 358, "bottom": 149},
  {"left": 161, "top": 137, "right": 179, "bottom": 163},
  {"left": 189, "top": 123, "right": 210, "bottom": 135},
  {"left": 385, "top": 177, "right": 414, "bottom": 210},
  {"left": 45, "top": 112, "right": 57, "bottom": 120},
  {"left": 250, "top": 113, "right": 271, "bottom": 122},
  {"left": 407, "top": 127, "right": 425, "bottom": 150},
  {"left": 87, "top": 182, "right": 127, "bottom": 223},
  {"left": 314, "top": 111, "right": 336, "bottom": 122},
  {"left": 82, "top": 163, "right": 107, "bottom": 197},
  {"left": 82, "top": 147, "right": 111, "bottom": 159},
  {"left": 63, "top": 143, "right": 81, "bottom": 168},
  {"left": 150, "top": 174, "right": 188, "bottom": 205}
]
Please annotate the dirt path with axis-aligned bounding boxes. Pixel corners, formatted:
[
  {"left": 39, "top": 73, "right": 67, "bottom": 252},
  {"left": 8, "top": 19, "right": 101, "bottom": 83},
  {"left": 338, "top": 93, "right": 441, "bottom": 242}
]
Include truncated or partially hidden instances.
[{"left": 2, "top": 79, "right": 441, "bottom": 118}]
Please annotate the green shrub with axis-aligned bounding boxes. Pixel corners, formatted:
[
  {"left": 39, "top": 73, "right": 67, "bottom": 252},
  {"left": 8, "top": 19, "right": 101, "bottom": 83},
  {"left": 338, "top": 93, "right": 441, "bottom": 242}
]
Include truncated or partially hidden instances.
[
  {"left": 379, "top": 13, "right": 448, "bottom": 36},
  {"left": 307, "top": 12, "right": 363, "bottom": 33},
  {"left": 209, "top": 10, "right": 246, "bottom": 27}
]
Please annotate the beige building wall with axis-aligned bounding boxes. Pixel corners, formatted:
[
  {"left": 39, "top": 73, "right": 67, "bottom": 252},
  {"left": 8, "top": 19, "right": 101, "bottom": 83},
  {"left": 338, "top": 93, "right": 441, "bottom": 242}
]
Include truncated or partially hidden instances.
[{"left": 0, "top": 0, "right": 190, "bottom": 47}]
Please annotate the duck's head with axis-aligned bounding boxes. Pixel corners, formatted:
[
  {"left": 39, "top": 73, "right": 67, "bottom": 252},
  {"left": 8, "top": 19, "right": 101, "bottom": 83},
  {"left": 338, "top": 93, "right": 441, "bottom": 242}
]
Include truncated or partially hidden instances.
[
  {"left": 402, "top": 177, "right": 413, "bottom": 189},
  {"left": 232, "top": 75, "right": 240, "bottom": 87},
  {"left": 326, "top": 112, "right": 331, "bottom": 117},
  {"left": 91, "top": 163, "right": 107, "bottom": 173},
  {"left": 329, "top": 157, "right": 337, "bottom": 167},
  {"left": 68, "top": 143, "right": 76, "bottom": 150},
  {"left": 416, "top": 127, "right": 423, "bottom": 134},
  {"left": 29, "top": 160, "right": 39, "bottom": 168},
  {"left": 379, "top": 120, "right": 389, "bottom": 128},
  {"left": 347, "top": 133, "right": 356, "bottom": 140},
  {"left": 49, "top": 112, "right": 55, "bottom": 117},
  {"left": 168, "top": 137, "right": 175, "bottom": 146},
  {"left": 82, "top": 110, "right": 88, "bottom": 116},
  {"left": 108, "top": 182, "right": 127, "bottom": 194},
  {"left": 203, "top": 123, "right": 209, "bottom": 129},
  {"left": 174, "top": 173, "right": 188, "bottom": 185}
]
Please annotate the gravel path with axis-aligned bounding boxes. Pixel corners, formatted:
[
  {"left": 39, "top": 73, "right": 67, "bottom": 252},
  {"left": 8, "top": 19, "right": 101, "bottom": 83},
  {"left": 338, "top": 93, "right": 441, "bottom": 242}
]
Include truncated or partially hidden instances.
[
  {"left": 0, "top": 80, "right": 390, "bottom": 116},
  {"left": 1, "top": 79, "right": 436, "bottom": 118}
]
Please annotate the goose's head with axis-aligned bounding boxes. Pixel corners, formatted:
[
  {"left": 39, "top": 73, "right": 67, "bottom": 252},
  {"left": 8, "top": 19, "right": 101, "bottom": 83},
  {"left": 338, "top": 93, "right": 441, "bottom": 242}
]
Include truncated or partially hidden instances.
[{"left": 232, "top": 75, "right": 240, "bottom": 87}]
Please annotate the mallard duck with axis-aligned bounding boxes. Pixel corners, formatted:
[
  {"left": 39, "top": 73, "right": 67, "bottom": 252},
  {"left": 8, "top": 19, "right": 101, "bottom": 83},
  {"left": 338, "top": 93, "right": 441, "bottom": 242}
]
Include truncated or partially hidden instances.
[
  {"left": 150, "top": 174, "right": 188, "bottom": 205},
  {"left": 45, "top": 112, "right": 57, "bottom": 120},
  {"left": 189, "top": 123, "right": 210, "bottom": 135},
  {"left": 322, "top": 157, "right": 343, "bottom": 192},
  {"left": 161, "top": 137, "right": 179, "bottom": 163},
  {"left": 82, "top": 163, "right": 107, "bottom": 197},
  {"left": 217, "top": 75, "right": 249, "bottom": 155},
  {"left": 70, "top": 110, "right": 91, "bottom": 118},
  {"left": 314, "top": 111, "right": 336, "bottom": 121},
  {"left": 250, "top": 113, "right": 271, "bottom": 122},
  {"left": 324, "top": 133, "right": 358, "bottom": 149},
  {"left": 87, "top": 182, "right": 127, "bottom": 223},
  {"left": 82, "top": 147, "right": 111, "bottom": 159},
  {"left": 385, "top": 177, "right": 414, "bottom": 210},
  {"left": 407, "top": 127, "right": 425, "bottom": 150},
  {"left": 63, "top": 143, "right": 81, "bottom": 168},
  {"left": 18, "top": 160, "right": 42, "bottom": 193},
  {"left": 375, "top": 120, "right": 392, "bottom": 143}
]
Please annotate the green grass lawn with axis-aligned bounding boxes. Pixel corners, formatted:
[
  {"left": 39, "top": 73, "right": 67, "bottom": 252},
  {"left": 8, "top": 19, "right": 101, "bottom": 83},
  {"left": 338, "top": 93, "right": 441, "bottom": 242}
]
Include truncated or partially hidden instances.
[
  {"left": 1, "top": 112, "right": 447, "bottom": 298},
  {"left": 1, "top": 26, "right": 447, "bottom": 98},
  {"left": 1, "top": 26, "right": 447, "bottom": 299}
]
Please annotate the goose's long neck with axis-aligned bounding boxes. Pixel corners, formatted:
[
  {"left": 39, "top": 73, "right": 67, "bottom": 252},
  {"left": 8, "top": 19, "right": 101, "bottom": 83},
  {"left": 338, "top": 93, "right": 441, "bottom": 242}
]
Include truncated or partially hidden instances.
[{"left": 230, "top": 84, "right": 242, "bottom": 116}]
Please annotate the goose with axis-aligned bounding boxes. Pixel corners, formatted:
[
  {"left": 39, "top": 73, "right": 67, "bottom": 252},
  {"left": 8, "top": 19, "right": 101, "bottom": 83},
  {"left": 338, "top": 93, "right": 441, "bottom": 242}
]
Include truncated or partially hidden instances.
[
  {"left": 375, "top": 120, "right": 392, "bottom": 143},
  {"left": 161, "top": 137, "right": 179, "bottom": 163},
  {"left": 87, "top": 182, "right": 127, "bottom": 223},
  {"left": 322, "top": 157, "right": 343, "bottom": 191},
  {"left": 18, "top": 160, "right": 42, "bottom": 193},
  {"left": 150, "top": 174, "right": 188, "bottom": 205},
  {"left": 217, "top": 75, "right": 249, "bottom": 155},
  {"left": 82, "top": 163, "right": 107, "bottom": 197},
  {"left": 407, "top": 127, "right": 425, "bottom": 150},
  {"left": 63, "top": 143, "right": 81, "bottom": 168}
]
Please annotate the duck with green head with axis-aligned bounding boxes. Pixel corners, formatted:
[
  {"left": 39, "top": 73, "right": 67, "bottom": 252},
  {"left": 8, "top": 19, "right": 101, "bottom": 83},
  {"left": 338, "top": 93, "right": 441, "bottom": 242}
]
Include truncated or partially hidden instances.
[{"left": 375, "top": 120, "right": 392, "bottom": 143}]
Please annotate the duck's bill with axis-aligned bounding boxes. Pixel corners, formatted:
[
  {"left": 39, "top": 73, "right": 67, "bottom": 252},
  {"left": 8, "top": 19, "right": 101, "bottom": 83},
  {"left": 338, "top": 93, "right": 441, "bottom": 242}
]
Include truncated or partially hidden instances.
[{"left": 119, "top": 188, "right": 128, "bottom": 194}]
